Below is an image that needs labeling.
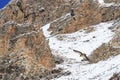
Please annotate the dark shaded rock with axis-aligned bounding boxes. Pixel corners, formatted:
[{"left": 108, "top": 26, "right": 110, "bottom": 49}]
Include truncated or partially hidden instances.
[
  {"left": 62, "top": 71, "right": 71, "bottom": 76},
  {"left": 109, "top": 73, "right": 120, "bottom": 80},
  {"left": 54, "top": 56, "right": 64, "bottom": 64}
]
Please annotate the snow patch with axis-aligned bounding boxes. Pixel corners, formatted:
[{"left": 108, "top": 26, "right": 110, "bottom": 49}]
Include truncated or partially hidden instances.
[
  {"left": 42, "top": 18, "right": 118, "bottom": 80},
  {"left": 97, "top": 0, "right": 120, "bottom": 7},
  {"left": 41, "top": 23, "right": 51, "bottom": 38},
  {"left": 54, "top": 55, "right": 120, "bottom": 80},
  {"left": 48, "top": 21, "right": 115, "bottom": 60}
]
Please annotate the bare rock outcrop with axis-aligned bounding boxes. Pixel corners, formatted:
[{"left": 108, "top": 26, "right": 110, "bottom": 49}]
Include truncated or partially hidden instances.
[
  {"left": 0, "top": 0, "right": 58, "bottom": 79},
  {"left": 0, "top": 0, "right": 120, "bottom": 79},
  {"left": 49, "top": 0, "right": 120, "bottom": 34}
]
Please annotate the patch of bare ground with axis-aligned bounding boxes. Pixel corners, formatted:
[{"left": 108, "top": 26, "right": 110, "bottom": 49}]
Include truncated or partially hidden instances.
[{"left": 89, "top": 27, "right": 120, "bottom": 63}]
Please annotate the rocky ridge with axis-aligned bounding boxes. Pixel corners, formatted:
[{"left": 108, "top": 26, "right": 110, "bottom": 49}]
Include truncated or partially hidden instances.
[{"left": 0, "top": 0, "right": 120, "bottom": 80}]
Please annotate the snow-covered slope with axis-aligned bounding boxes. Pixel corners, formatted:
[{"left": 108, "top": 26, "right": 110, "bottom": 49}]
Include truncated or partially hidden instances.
[
  {"left": 55, "top": 54, "right": 120, "bottom": 80},
  {"left": 42, "top": 20, "right": 115, "bottom": 59},
  {"left": 97, "top": 0, "right": 120, "bottom": 7},
  {"left": 42, "top": 20, "right": 120, "bottom": 80}
]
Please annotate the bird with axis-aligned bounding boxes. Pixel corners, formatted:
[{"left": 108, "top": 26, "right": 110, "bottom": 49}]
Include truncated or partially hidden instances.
[{"left": 73, "top": 49, "right": 89, "bottom": 61}]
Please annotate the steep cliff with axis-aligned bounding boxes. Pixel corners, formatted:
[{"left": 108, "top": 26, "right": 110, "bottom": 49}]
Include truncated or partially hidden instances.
[{"left": 0, "top": 0, "right": 120, "bottom": 80}]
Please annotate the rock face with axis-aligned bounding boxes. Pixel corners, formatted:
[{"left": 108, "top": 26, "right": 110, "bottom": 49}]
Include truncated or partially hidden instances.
[
  {"left": 0, "top": 0, "right": 120, "bottom": 79},
  {"left": 0, "top": 0, "right": 57, "bottom": 79},
  {"left": 0, "top": 15, "right": 56, "bottom": 79},
  {"left": 49, "top": 0, "right": 120, "bottom": 34},
  {"left": 0, "top": 0, "right": 78, "bottom": 78}
]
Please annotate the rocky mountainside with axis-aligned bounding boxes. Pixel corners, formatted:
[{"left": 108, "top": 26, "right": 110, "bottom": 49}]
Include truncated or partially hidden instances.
[{"left": 0, "top": 0, "right": 120, "bottom": 80}]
